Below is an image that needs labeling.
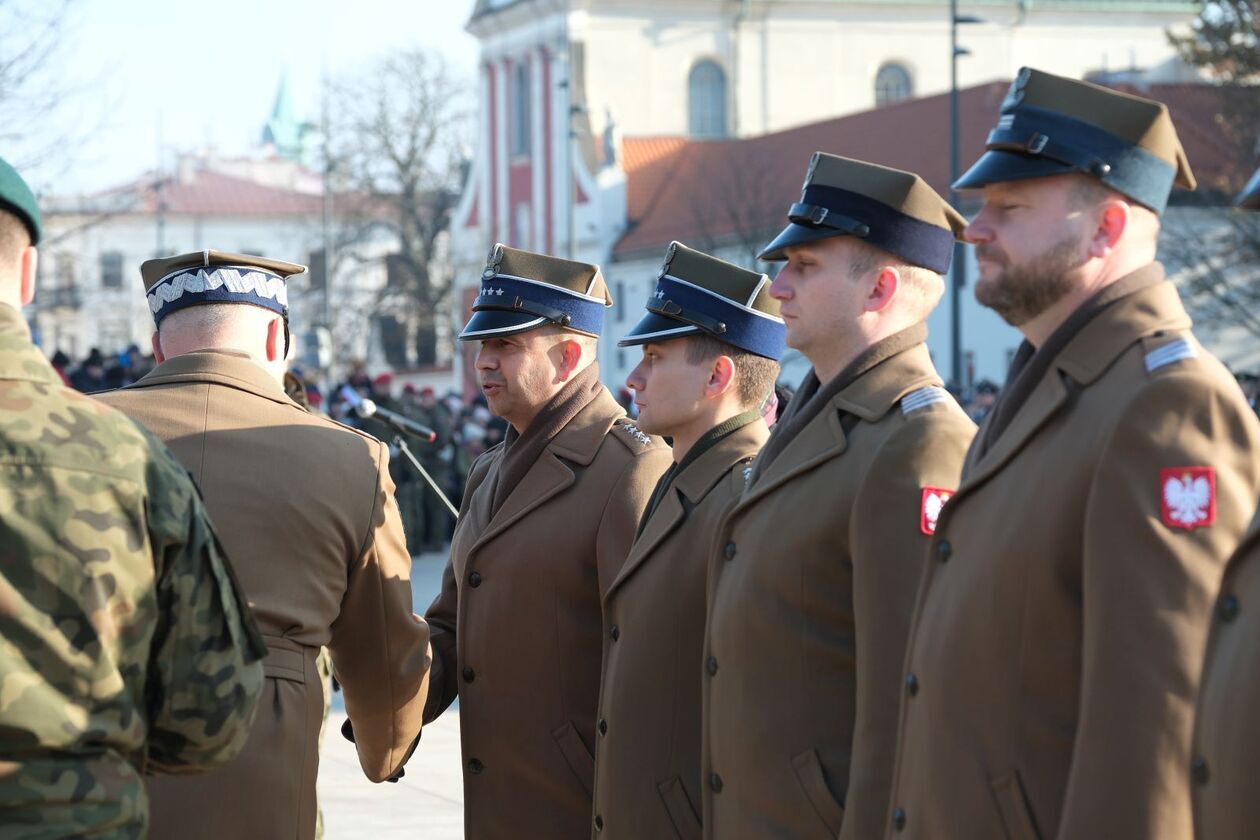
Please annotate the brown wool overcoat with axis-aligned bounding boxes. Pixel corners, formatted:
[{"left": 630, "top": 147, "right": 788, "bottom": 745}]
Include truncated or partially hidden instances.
[
  {"left": 702, "top": 342, "right": 976, "bottom": 840},
  {"left": 1192, "top": 508, "right": 1260, "bottom": 839},
  {"left": 425, "top": 387, "right": 672, "bottom": 839},
  {"left": 886, "top": 277, "right": 1260, "bottom": 840},
  {"left": 98, "top": 351, "right": 431, "bottom": 840},
  {"left": 592, "top": 420, "right": 768, "bottom": 840}
]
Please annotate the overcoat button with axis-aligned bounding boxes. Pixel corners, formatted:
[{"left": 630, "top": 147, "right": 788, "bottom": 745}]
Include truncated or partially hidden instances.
[
  {"left": 893, "top": 807, "right": 907, "bottom": 831},
  {"left": 610, "top": 624, "right": 620, "bottom": 641},
  {"left": 906, "top": 674, "right": 919, "bottom": 697},
  {"left": 462, "top": 667, "right": 476, "bottom": 683},
  {"left": 469, "top": 758, "right": 484, "bottom": 774},
  {"left": 594, "top": 815, "right": 604, "bottom": 831},
  {"left": 710, "top": 773, "right": 723, "bottom": 793},
  {"left": 598, "top": 718, "right": 608, "bottom": 736},
  {"left": 1219, "top": 595, "right": 1240, "bottom": 623},
  {"left": 707, "top": 656, "right": 719, "bottom": 676},
  {"left": 724, "top": 542, "right": 737, "bottom": 560},
  {"left": 937, "top": 541, "right": 952, "bottom": 563},
  {"left": 1192, "top": 757, "right": 1210, "bottom": 785},
  {"left": 468, "top": 571, "right": 483, "bottom": 588}
]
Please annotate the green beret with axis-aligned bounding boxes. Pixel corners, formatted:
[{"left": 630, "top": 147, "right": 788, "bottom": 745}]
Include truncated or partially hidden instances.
[{"left": 0, "top": 157, "right": 42, "bottom": 246}]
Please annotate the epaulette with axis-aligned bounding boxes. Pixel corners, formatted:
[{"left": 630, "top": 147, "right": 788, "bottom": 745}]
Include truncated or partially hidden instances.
[
  {"left": 613, "top": 421, "right": 655, "bottom": 448},
  {"left": 1144, "top": 336, "right": 1198, "bottom": 373},
  {"left": 901, "top": 385, "right": 951, "bottom": 415}
]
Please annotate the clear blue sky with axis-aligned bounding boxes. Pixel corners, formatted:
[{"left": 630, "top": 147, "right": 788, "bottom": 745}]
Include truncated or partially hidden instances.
[{"left": 23, "top": 0, "right": 478, "bottom": 193}]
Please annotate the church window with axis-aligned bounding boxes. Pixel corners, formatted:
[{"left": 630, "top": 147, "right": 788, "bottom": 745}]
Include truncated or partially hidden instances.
[
  {"left": 511, "top": 61, "right": 532, "bottom": 157},
  {"left": 875, "top": 62, "right": 914, "bottom": 106},
  {"left": 688, "top": 60, "right": 728, "bottom": 139}
]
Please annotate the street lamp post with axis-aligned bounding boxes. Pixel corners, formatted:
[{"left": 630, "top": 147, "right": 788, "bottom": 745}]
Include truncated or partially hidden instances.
[{"left": 949, "top": 1, "right": 982, "bottom": 391}]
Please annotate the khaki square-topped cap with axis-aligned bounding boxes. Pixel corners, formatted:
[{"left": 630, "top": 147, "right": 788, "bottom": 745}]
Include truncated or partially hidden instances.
[
  {"left": 759, "top": 153, "right": 966, "bottom": 273},
  {"left": 141, "top": 249, "right": 307, "bottom": 325},
  {"left": 460, "top": 244, "right": 613, "bottom": 340},
  {"left": 954, "top": 67, "right": 1195, "bottom": 213}
]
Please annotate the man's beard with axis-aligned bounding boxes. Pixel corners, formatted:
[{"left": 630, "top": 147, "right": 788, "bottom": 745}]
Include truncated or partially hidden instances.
[{"left": 974, "top": 235, "right": 1085, "bottom": 327}]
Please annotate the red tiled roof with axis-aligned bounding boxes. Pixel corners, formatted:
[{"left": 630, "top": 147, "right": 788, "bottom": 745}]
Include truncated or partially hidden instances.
[
  {"left": 615, "top": 81, "right": 1254, "bottom": 258},
  {"left": 96, "top": 168, "right": 325, "bottom": 217}
]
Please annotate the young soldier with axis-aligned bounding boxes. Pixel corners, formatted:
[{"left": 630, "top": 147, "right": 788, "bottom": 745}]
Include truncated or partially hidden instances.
[
  {"left": 591, "top": 242, "right": 785, "bottom": 838},
  {"left": 0, "top": 161, "right": 265, "bottom": 836},
  {"left": 702, "top": 154, "right": 977, "bottom": 840},
  {"left": 885, "top": 70, "right": 1260, "bottom": 840},
  {"left": 1191, "top": 167, "right": 1260, "bottom": 840},
  {"left": 424, "top": 245, "right": 672, "bottom": 839},
  {"left": 98, "top": 250, "right": 431, "bottom": 840}
]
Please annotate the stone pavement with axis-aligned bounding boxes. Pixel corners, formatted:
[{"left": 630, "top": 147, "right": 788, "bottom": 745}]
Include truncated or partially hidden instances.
[{"left": 317, "top": 551, "right": 465, "bottom": 839}]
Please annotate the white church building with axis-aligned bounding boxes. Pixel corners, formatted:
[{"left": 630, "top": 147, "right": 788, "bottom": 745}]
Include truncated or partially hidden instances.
[{"left": 447, "top": 0, "right": 1206, "bottom": 396}]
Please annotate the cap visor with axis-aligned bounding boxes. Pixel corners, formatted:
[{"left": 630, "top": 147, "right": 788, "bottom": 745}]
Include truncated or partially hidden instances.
[
  {"left": 458, "top": 310, "right": 551, "bottom": 341},
  {"left": 952, "top": 149, "right": 1077, "bottom": 192},
  {"left": 757, "top": 222, "right": 850, "bottom": 262},
  {"left": 617, "top": 311, "right": 702, "bottom": 347}
]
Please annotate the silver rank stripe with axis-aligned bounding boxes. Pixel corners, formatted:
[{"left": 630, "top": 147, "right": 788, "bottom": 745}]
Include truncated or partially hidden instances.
[
  {"left": 1145, "top": 337, "right": 1197, "bottom": 373},
  {"left": 901, "top": 386, "right": 951, "bottom": 415},
  {"left": 148, "top": 267, "right": 288, "bottom": 315}
]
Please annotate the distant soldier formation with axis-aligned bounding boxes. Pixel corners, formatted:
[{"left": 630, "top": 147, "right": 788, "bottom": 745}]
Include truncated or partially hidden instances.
[{"left": 2, "top": 66, "right": 1259, "bottom": 840}]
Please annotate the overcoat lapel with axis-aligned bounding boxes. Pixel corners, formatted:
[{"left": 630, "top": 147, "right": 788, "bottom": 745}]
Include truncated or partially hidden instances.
[
  {"left": 607, "top": 487, "right": 687, "bottom": 597},
  {"left": 734, "top": 406, "right": 848, "bottom": 513},
  {"left": 957, "top": 371, "right": 1071, "bottom": 495},
  {"left": 470, "top": 450, "right": 575, "bottom": 554}
]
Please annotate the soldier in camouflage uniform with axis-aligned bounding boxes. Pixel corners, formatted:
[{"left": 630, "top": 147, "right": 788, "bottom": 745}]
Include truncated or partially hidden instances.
[{"left": 0, "top": 157, "right": 267, "bottom": 838}]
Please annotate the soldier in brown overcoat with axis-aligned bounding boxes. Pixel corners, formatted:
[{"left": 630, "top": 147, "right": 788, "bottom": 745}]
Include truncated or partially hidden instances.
[
  {"left": 702, "top": 154, "right": 978, "bottom": 840},
  {"left": 591, "top": 242, "right": 784, "bottom": 838},
  {"left": 423, "top": 245, "right": 672, "bottom": 839},
  {"left": 1190, "top": 168, "right": 1260, "bottom": 840},
  {"left": 98, "top": 250, "right": 432, "bottom": 840},
  {"left": 885, "top": 70, "right": 1260, "bottom": 840}
]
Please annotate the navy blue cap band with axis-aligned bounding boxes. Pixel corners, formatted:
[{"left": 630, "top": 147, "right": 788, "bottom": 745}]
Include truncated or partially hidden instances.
[
  {"left": 620, "top": 275, "right": 785, "bottom": 359},
  {"left": 982, "top": 105, "right": 1177, "bottom": 212},
  {"left": 470, "top": 274, "right": 606, "bottom": 337},
  {"left": 795, "top": 185, "right": 957, "bottom": 273},
  {"left": 148, "top": 265, "right": 288, "bottom": 324}
]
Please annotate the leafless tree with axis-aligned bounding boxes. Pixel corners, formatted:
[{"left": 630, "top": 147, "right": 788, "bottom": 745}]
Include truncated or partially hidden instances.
[
  {"left": 684, "top": 143, "right": 788, "bottom": 267},
  {"left": 326, "top": 48, "right": 471, "bottom": 368},
  {"left": 1161, "top": 206, "right": 1260, "bottom": 339}
]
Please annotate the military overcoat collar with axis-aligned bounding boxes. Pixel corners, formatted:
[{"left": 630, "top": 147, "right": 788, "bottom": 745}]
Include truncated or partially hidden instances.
[
  {"left": 465, "top": 387, "right": 626, "bottom": 555},
  {"left": 958, "top": 271, "right": 1192, "bottom": 500},
  {"left": 736, "top": 341, "right": 942, "bottom": 513},
  {"left": 607, "top": 421, "right": 765, "bottom": 600},
  {"left": 125, "top": 350, "right": 301, "bottom": 410}
]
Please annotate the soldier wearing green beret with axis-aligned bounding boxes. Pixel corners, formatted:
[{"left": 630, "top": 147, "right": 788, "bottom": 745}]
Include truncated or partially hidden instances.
[
  {"left": 886, "top": 68, "right": 1260, "bottom": 840},
  {"left": 1190, "top": 166, "right": 1260, "bottom": 840},
  {"left": 0, "top": 158, "right": 267, "bottom": 836}
]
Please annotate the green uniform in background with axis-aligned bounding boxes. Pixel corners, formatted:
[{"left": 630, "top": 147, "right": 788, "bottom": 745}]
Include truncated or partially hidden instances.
[{"left": 0, "top": 304, "right": 267, "bottom": 839}]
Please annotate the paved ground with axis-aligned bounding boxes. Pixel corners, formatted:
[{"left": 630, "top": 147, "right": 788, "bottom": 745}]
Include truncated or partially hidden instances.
[{"left": 318, "top": 551, "right": 465, "bottom": 839}]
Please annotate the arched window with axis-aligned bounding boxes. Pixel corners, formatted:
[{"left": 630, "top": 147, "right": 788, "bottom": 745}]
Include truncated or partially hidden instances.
[
  {"left": 875, "top": 62, "right": 913, "bottom": 106},
  {"left": 688, "top": 60, "right": 728, "bottom": 139}
]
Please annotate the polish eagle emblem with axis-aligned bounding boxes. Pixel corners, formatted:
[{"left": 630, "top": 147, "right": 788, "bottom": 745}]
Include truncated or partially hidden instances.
[
  {"left": 1160, "top": 467, "right": 1215, "bottom": 530},
  {"left": 920, "top": 487, "right": 954, "bottom": 535}
]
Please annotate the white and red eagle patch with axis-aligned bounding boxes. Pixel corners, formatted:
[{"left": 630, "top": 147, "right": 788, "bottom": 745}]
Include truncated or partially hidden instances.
[
  {"left": 1160, "top": 467, "right": 1216, "bottom": 530},
  {"left": 920, "top": 487, "right": 954, "bottom": 535}
]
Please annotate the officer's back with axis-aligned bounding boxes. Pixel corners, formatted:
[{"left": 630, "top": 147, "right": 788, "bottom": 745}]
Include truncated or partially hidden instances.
[{"left": 0, "top": 161, "right": 266, "bottom": 837}]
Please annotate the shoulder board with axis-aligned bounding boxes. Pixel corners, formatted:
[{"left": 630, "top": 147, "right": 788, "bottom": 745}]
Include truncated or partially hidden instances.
[
  {"left": 1144, "top": 336, "right": 1198, "bottom": 373},
  {"left": 901, "top": 385, "right": 952, "bottom": 416},
  {"left": 612, "top": 421, "right": 656, "bottom": 448}
]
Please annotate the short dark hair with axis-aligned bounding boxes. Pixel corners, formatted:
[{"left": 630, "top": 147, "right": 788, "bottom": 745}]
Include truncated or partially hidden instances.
[
  {"left": 0, "top": 208, "right": 31, "bottom": 263},
  {"left": 683, "top": 333, "right": 780, "bottom": 408}
]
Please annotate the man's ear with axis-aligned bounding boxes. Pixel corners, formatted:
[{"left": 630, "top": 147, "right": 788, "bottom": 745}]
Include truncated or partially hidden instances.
[
  {"left": 18, "top": 246, "right": 37, "bottom": 306},
  {"left": 265, "top": 317, "right": 283, "bottom": 362},
  {"left": 706, "top": 354, "right": 737, "bottom": 400},
  {"left": 150, "top": 331, "right": 165, "bottom": 363},
  {"left": 864, "top": 266, "right": 900, "bottom": 314},
  {"left": 1089, "top": 199, "right": 1131, "bottom": 258},
  {"left": 555, "top": 336, "right": 585, "bottom": 381}
]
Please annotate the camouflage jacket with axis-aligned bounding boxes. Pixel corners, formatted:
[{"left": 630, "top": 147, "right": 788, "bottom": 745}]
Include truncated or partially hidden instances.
[{"left": 0, "top": 305, "right": 267, "bottom": 838}]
